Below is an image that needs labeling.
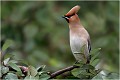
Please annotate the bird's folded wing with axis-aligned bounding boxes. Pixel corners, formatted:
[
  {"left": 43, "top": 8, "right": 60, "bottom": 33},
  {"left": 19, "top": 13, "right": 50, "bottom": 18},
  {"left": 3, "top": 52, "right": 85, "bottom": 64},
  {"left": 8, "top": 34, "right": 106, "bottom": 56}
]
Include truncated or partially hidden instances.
[{"left": 87, "top": 39, "right": 91, "bottom": 53}]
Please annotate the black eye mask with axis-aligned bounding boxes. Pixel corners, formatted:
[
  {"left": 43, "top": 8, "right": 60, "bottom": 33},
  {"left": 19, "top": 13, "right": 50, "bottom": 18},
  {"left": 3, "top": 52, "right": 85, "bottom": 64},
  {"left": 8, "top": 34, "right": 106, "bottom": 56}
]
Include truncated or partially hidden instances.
[
  {"left": 64, "top": 13, "right": 75, "bottom": 18},
  {"left": 62, "top": 13, "right": 75, "bottom": 23}
]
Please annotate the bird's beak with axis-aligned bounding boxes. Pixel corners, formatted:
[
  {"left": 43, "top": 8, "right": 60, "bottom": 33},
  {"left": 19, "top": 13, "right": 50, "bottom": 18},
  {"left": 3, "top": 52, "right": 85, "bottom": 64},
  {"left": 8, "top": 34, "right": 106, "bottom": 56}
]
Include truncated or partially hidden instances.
[
  {"left": 62, "top": 15, "right": 69, "bottom": 23},
  {"left": 62, "top": 15, "right": 69, "bottom": 19}
]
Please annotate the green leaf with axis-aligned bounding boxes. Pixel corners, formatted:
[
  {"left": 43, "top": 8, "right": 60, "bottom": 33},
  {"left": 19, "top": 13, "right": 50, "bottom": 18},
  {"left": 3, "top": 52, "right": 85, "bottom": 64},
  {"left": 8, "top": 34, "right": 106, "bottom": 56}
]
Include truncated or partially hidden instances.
[
  {"left": 90, "top": 48, "right": 101, "bottom": 56},
  {"left": 35, "top": 75, "right": 39, "bottom": 79},
  {"left": 81, "top": 64, "right": 95, "bottom": 70},
  {"left": 29, "top": 66, "right": 38, "bottom": 76},
  {"left": 105, "top": 72, "right": 119, "bottom": 79},
  {"left": 92, "top": 73, "right": 103, "bottom": 79},
  {"left": 39, "top": 74, "right": 50, "bottom": 80},
  {"left": 9, "top": 60, "right": 18, "bottom": 64},
  {"left": 72, "top": 64, "right": 95, "bottom": 79},
  {"left": 90, "top": 48, "right": 101, "bottom": 67},
  {"left": 90, "top": 59, "right": 100, "bottom": 67},
  {"left": 90, "top": 52, "right": 100, "bottom": 64},
  {"left": 3, "top": 58, "right": 10, "bottom": 65},
  {"left": 89, "top": 69, "right": 98, "bottom": 75},
  {"left": 16, "top": 71, "right": 24, "bottom": 76},
  {"left": 8, "top": 62, "right": 22, "bottom": 75},
  {"left": 72, "top": 68, "right": 93, "bottom": 79},
  {"left": 74, "top": 61, "right": 85, "bottom": 67},
  {"left": 77, "top": 73, "right": 90, "bottom": 79},
  {"left": 1, "top": 66, "right": 9, "bottom": 74},
  {"left": 39, "top": 71, "right": 50, "bottom": 75},
  {"left": 2, "top": 40, "right": 14, "bottom": 52},
  {"left": 3, "top": 53, "right": 14, "bottom": 60},
  {"left": 72, "top": 68, "right": 82, "bottom": 77},
  {"left": 18, "top": 60, "right": 29, "bottom": 66},
  {"left": 4, "top": 73, "right": 18, "bottom": 79},
  {"left": 24, "top": 75, "right": 36, "bottom": 80},
  {"left": 92, "top": 70, "right": 119, "bottom": 79},
  {"left": 37, "top": 65, "right": 46, "bottom": 72}
]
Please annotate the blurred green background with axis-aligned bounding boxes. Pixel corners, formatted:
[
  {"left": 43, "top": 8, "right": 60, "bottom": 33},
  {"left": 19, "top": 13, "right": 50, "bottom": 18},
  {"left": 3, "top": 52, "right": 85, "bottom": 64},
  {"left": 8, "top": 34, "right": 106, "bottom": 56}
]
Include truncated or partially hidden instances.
[{"left": 1, "top": 1, "right": 119, "bottom": 73}]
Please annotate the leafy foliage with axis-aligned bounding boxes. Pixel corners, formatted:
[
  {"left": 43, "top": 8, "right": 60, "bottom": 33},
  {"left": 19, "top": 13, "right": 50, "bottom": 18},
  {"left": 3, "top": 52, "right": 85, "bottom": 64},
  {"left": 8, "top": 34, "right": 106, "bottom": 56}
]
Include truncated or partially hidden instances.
[
  {"left": 90, "top": 48, "right": 101, "bottom": 66},
  {"left": 71, "top": 47, "right": 101, "bottom": 79},
  {"left": 2, "top": 39, "right": 14, "bottom": 52},
  {"left": 1, "top": 1, "right": 119, "bottom": 72},
  {"left": 5, "top": 73, "right": 18, "bottom": 80},
  {"left": 1, "top": 40, "right": 119, "bottom": 79},
  {"left": 1, "top": 56, "right": 50, "bottom": 79},
  {"left": 92, "top": 70, "right": 119, "bottom": 79},
  {"left": 71, "top": 47, "right": 119, "bottom": 79},
  {"left": 1, "top": 40, "right": 50, "bottom": 79},
  {"left": 1, "top": 1, "right": 119, "bottom": 79}
]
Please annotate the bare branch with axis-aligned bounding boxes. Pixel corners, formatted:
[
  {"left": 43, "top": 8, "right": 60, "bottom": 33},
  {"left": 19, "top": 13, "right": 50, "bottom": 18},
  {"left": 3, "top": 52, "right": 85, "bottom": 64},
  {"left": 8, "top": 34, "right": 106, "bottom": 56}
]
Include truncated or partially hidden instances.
[{"left": 49, "top": 65, "right": 79, "bottom": 79}]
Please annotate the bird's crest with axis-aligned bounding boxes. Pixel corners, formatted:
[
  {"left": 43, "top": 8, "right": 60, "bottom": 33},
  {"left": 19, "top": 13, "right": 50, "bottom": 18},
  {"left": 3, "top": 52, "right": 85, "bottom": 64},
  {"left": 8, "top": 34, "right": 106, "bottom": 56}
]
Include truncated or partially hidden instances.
[{"left": 65, "top": 5, "right": 80, "bottom": 16}]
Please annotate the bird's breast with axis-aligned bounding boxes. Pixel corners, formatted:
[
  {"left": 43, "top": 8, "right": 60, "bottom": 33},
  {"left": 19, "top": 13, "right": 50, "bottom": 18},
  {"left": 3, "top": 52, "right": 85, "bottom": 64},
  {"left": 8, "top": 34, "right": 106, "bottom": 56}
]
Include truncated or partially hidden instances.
[{"left": 70, "top": 34, "right": 86, "bottom": 53}]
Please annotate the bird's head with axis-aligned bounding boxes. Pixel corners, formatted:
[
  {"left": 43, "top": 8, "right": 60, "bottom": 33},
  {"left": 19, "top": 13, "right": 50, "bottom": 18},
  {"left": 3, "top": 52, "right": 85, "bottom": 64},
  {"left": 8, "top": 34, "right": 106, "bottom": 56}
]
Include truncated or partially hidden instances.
[
  {"left": 62, "top": 5, "right": 80, "bottom": 24},
  {"left": 62, "top": 14, "right": 80, "bottom": 23}
]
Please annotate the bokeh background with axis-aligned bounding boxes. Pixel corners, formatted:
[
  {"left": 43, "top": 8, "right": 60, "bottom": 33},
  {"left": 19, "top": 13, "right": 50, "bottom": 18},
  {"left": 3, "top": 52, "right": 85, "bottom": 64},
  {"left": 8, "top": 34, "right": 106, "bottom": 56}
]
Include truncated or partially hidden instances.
[{"left": 1, "top": 1, "right": 119, "bottom": 73}]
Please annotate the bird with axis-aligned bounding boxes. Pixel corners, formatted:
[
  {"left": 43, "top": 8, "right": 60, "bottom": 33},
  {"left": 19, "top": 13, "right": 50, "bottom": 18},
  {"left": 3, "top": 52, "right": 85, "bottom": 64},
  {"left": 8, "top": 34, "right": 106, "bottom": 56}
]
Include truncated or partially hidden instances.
[{"left": 62, "top": 5, "right": 91, "bottom": 64}]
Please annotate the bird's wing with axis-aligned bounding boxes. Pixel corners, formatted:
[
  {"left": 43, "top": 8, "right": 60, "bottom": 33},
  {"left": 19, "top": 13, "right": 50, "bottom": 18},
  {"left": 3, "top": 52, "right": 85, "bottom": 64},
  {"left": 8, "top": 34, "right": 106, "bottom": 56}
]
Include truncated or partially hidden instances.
[
  {"left": 86, "top": 38, "right": 91, "bottom": 63},
  {"left": 87, "top": 39, "right": 91, "bottom": 53}
]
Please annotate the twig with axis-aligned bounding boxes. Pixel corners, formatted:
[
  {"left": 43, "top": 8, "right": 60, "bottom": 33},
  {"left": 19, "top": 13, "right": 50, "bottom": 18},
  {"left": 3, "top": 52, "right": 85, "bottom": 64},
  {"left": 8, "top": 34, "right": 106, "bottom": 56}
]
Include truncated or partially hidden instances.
[{"left": 49, "top": 65, "right": 79, "bottom": 79}]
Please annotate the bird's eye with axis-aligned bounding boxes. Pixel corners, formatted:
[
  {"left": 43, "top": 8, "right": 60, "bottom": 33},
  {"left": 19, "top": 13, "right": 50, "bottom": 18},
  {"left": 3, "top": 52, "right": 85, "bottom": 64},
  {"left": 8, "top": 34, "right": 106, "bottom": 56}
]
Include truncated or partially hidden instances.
[{"left": 67, "top": 16, "right": 71, "bottom": 18}]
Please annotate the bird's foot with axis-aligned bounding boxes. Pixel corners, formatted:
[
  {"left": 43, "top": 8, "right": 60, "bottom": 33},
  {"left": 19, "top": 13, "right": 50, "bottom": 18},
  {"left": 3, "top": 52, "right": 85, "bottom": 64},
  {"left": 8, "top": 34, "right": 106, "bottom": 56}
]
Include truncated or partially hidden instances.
[
  {"left": 73, "top": 60, "right": 80, "bottom": 67},
  {"left": 74, "top": 60, "right": 80, "bottom": 64}
]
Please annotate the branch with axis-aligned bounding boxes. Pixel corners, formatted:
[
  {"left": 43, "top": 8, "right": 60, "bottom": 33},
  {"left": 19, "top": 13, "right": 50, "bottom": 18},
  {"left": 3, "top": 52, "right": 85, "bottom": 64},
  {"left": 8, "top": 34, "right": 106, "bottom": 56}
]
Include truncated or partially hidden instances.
[
  {"left": 5, "top": 64, "right": 80, "bottom": 79},
  {"left": 49, "top": 65, "right": 79, "bottom": 79}
]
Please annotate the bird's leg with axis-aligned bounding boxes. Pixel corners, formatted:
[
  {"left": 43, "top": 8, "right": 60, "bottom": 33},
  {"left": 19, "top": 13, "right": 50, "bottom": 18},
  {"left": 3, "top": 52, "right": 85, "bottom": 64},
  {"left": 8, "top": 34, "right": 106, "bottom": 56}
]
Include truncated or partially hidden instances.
[
  {"left": 86, "top": 54, "right": 91, "bottom": 72},
  {"left": 75, "top": 60, "right": 79, "bottom": 64},
  {"left": 86, "top": 54, "right": 91, "bottom": 64}
]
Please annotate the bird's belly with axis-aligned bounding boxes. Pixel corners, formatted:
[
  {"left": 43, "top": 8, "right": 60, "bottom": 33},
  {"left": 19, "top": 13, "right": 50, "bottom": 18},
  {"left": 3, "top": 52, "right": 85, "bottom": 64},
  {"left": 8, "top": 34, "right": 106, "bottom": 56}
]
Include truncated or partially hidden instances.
[
  {"left": 70, "top": 36, "right": 85, "bottom": 53},
  {"left": 70, "top": 36, "right": 87, "bottom": 61}
]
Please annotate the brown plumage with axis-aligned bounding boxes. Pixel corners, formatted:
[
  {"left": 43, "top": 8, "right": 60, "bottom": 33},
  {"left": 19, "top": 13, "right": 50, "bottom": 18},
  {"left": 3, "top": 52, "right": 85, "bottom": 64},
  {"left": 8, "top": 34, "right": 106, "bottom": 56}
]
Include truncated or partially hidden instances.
[{"left": 63, "top": 5, "right": 91, "bottom": 63}]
